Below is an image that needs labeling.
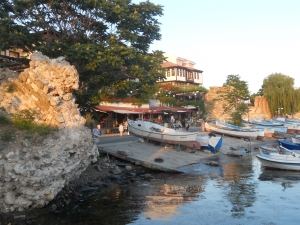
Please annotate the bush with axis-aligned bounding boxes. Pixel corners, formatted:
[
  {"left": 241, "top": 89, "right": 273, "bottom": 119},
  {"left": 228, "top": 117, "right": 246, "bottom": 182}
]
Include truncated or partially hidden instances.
[
  {"left": 11, "top": 110, "right": 35, "bottom": 129},
  {"left": 1, "top": 131, "right": 15, "bottom": 142},
  {"left": 11, "top": 110, "right": 57, "bottom": 135},
  {"left": 0, "top": 110, "right": 12, "bottom": 125},
  {"left": 84, "top": 112, "right": 96, "bottom": 129}
]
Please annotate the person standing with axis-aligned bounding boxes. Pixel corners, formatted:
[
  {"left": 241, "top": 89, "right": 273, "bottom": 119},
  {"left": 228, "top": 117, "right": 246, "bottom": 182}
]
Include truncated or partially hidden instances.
[
  {"left": 97, "top": 124, "right": 101, "bottom": 136},
  {"left": 93, "top": 127, "right": 100, "bottom": 138},
  {"left": 119, "top": 123, "right": 124, "bottom": 137}
]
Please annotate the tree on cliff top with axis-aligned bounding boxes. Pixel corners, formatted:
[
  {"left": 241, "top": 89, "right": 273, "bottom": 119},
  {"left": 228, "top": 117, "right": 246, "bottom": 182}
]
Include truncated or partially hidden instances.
[
  {"left": 0, "top": 0, "right": 165, "bottom": 106},
  {"left": 217, "top": 75, "right": 250, "bottom": 125},
  {"left": 262, "top": 73, "right": 300, "bottom": 117}
]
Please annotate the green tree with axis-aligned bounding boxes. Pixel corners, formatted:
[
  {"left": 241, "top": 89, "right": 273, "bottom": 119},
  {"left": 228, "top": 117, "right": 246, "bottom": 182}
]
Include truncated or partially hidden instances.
[
  {"left": 263, "top": 73, "right": 300, "bottom": 117},
  {"left": 0, "top": 0, "right": 165, "bottom": 107},
  {"left": 218, "top": 75, "right": 250, "bottom": 125}
]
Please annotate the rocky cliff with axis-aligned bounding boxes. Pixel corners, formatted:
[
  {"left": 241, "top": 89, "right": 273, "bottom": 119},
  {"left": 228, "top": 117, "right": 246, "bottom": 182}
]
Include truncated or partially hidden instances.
[
  {"left": 205, "top": 86, "right": 272, "bottom": 121},
  {"left": 0, "top": 52, "right": 99, "bottom": 212}
]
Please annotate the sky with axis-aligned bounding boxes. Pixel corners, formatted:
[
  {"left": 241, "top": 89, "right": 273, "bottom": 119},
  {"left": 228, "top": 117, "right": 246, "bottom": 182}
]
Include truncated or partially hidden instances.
[{"left": 133, "top": 0, "right": 300, "bottom": 94}]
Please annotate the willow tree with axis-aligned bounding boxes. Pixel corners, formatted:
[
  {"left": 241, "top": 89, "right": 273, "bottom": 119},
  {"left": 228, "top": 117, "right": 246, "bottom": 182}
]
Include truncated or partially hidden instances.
[
  {"left": 0, "top": 0, "right": 166, "bottom": 107},
  {"left": 263, "top": 73, "right": 299, "bottom": 117}
]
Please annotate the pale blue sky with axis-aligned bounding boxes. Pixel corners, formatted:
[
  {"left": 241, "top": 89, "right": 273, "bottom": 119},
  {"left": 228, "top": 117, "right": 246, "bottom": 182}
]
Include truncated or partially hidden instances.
[{"left": 133, "top": 0, "right": 300, "bottom": 93}]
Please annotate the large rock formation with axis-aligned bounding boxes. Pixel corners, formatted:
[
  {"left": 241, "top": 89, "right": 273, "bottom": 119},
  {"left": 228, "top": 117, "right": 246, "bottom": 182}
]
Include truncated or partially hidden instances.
[
  {"left": 204, "top": 86, "right": 231, "bottom": 121},
  {"left": 247, "top": 96, "right": 272, "bottom": 119},
  {"left": 0, "top": 52, "right": 99, "bottom": 212},
  {"left": 205, "top": 87, "right": 272, "bottom": 121}
]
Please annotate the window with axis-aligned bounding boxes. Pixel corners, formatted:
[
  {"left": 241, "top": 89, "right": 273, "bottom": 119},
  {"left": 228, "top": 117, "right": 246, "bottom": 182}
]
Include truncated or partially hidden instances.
[
  {"left": 167, "top": 69, "right": 170, "bottom": 77},
  {"left": 172, "top": 69, "right": 175, "bottom": 76}
]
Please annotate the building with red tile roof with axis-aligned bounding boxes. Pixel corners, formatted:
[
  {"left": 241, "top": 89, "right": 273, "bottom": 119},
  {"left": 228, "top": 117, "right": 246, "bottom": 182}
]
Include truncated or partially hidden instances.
[{"left": 159, "top": 53, "right": 203, "bottom": 87}]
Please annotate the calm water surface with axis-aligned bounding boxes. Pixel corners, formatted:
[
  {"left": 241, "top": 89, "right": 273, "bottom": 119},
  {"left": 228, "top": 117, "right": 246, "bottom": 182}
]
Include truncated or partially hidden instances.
[{"left": 5, "top": 152, "right": 300, "bottom": 225}]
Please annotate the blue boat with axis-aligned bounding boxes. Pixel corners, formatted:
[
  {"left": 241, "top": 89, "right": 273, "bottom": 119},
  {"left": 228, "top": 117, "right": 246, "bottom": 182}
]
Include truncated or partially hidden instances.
[
  {"left": 196, "top": 134, "right": 223, "bottom": 153},
  {"left": 278, "top": 139, "right": 300, "bottom": 150}
]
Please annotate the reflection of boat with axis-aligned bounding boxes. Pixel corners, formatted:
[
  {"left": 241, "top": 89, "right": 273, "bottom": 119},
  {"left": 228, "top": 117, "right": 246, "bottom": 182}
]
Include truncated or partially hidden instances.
[
  {"left": 259, "top": 168, "right": 300, "bottom": 181},
  {"left": 127, "top": 119, "right": 199, "bottom": 149},
  {"left": 205, "top": 122, "right": 259, "bottom": 140},
  {"left": 256, "top": 148, "right": 300, "bottom": 171}
]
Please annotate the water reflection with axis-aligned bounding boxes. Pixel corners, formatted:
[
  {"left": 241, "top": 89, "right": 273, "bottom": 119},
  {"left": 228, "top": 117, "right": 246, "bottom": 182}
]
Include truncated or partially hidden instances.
[
  {"left": 219, "top": 154, "right": 257, "bottom": 218},
  {"left": 142, "top": 174, "right": 206, "bottom": 221},
  {"left": 3, "top": 154, "right": 300, "bottom": 224}
]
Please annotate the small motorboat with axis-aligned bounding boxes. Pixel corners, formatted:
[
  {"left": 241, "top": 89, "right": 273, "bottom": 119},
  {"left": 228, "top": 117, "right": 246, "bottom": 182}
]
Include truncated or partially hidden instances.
[
  {"left": 278, "top": 139, "right": 300, "bottom": 150},
  {"left": 256, "top": 149, "right": 300, "bottom": 171}
]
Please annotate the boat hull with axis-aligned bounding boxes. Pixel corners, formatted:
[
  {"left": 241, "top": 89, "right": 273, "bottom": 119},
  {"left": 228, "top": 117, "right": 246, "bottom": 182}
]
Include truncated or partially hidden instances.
[
  {"left": 128, "top": 119, "right": 199, "bottom": 149},
  {"left": 256, "top": 153, "right": 300, "bottom": 171},
  {"left": 205, "top": 122, "right": 259, "bottom": 140},
  {"left": 278, "top": 139, "right": 300, "bottom": 150}
]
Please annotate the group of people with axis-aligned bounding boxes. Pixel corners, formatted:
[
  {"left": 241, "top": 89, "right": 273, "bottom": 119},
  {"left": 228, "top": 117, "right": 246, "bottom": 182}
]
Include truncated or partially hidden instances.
[{"left": 93, "top": 119, "right": 128, "bottom": 138}]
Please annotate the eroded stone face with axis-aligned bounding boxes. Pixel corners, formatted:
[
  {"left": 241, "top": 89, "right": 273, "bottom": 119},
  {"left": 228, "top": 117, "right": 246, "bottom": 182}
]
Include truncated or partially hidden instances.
[
  {"left": 0, "top": 52, "right": 99, "bottom": 212},
  {"left": 205, "top": 86, "right": 272, "bottom": 121}
]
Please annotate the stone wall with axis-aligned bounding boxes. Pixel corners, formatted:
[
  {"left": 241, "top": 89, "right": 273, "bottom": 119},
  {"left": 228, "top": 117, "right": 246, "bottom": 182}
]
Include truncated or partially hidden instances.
[
  {"left": 247, "top": 96, "right": 272, "bottom": 120},
  {"left": 0, "top": 52, "right": 99, "bottom": 212},
  {"left": 204, "top": 86, "right": 232, "bottom": 121},
  {"left": 204, "top": 87, "right": 272, "bottom": 121}
]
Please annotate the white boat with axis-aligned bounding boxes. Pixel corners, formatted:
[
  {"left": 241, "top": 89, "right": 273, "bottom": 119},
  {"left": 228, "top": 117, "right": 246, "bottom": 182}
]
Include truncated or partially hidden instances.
[
  {"left": 259, "top": 144, "right": 279, "bottom": 154},
  {"left": 251, "top": 118, "right": 283, "bottom": 126},
  {"left": 216, "top": 120, "right": 264, "bottom": 139},
  {"left": 256, "top": 148, "right": 300, "bottom": 171},
  {"left": 205, "top": 122, "right": 259, "bottom": 140},
  {"left": 291, "top": 136, "right": 300, "bottom": 145},
  {"left": 127, "top": 119, "right": 199, "bottom": 149}
]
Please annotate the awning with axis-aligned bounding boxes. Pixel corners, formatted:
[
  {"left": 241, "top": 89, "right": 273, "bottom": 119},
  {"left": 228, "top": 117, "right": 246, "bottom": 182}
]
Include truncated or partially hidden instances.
[
  {"left": 94, "top": 105, "right": 192, "bottom": 114},
  {"left": 94, "top": 105, "right": 147, "bottom": 114},
  {"left": 113, "top": 110, "right": 141, "bottom": 114}
]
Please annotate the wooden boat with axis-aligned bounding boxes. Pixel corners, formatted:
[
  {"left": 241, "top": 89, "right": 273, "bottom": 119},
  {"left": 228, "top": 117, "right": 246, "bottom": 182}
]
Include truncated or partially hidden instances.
[
  {"left": 242, "top": 120, "right": 286, "bottom": 135},
  {"left": 205, "top": 122, "right": 259, "bottom": 140},
  {"left": 196, "top": 134, "right": 223, "bottom": 153},
  {"left": 278, "top": 139, "right": 300, "bottom": 150},
  {"left": 259, "top": 144, "right": 291, "bottom": 154},
  {"left": 251, "top": 118, "right": 283, "bottom": 126},
  {"left": 256, "top": 148, "right": 300, "bottom": 171},
  {"left": 127, "top": 119, "right": 199, "bottom": 149},
  {"left": 216, "top": 120, "right": 264, "bottom": 139}
]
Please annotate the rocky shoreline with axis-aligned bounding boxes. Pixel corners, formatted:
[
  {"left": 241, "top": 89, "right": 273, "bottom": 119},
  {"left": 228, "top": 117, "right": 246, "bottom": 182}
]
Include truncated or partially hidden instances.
[{"left": 0, "top": 152, "right": 159, "bottom": 224}]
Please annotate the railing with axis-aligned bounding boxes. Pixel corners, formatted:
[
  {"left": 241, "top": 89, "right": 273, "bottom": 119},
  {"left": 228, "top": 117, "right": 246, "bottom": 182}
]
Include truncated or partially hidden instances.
[{"left": 0, "top": 55, "right": 29, "bottom": 72}]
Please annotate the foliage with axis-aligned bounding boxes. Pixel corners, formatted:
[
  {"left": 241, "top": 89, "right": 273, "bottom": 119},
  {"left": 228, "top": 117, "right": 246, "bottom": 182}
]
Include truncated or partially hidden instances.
[
  {"left": 177, "top": 86, "right": 208, "bottom": 93},
  {"left": 218, "top": 74, "right": 250, "bottom": 110},
  {"left": 1, "top": 0, "right": 166, "bottom": 107},
  {"left": 0, "top": 110, "right": 11, "bottom": 125},
  {"left": 11, "top": 110, "right": 57, "bottom": 135},
  {"left": 180, "top": 100, "right": 206, "bottom": 119},
  {"left": 4, "top": 82, "right": 17, "bottom": 93},
  {"left": 228, "top": 103, "right": 249, "bottom": 126},
  {"left": 262, "top": 73, "right": 300, "bottom": 116},
  {"left": 84, "top": 112, "right": 97, "bottom": 129},
  {"left": 1, "top": 131, "right": 15, "bottom": 142},
  {"left": 217, "top": 75, "right": 250, "bottom": 123},
  {"left": 157, "top": 96, "right": 177, "bottom": 107}
]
